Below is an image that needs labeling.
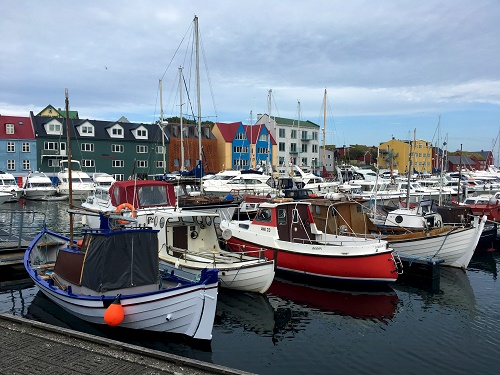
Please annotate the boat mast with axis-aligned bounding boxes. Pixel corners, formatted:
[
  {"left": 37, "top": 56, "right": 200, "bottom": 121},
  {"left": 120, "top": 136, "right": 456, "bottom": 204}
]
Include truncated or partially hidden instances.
[
  {"left": 249, "top": 110, "right": 253, "bottom": 169},
  {"left": 159, "top": 79, "right": 166, "bottom": 174},
  {"left": 64, "top": 88, "right": 74, "bottom": 244},
  {"left": 179, "top": 66, "right": 185, "bottom": 173},
  {"left": 297, "top": 100, "right": 301, "bottom": 168},
  {"left": 267, "top": 89, "right": 272, "bottom": 174},
  {"left": 322, "top": 89, "right": 326, "bottom": 175},
  {"left": 194, "top": 15, "right": 203, "bottom": 191}
]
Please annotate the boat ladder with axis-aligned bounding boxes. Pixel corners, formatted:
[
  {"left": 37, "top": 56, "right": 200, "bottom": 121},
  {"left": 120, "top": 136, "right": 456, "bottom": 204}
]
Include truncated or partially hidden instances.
[{"left": 393, "top": 252, "right": 404, "bottom": 274}]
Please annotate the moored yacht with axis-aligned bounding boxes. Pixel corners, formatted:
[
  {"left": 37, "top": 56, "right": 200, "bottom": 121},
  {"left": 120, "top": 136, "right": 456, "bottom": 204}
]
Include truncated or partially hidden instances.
[
  {"left": 56, "top": 160, "right": 95, "bottom": 200},
  {"left": 22, "top": 171, "right": 57, "bottom": 200},
  {"left": 0, "top": 171, "right": 23, "bottom": 202}
]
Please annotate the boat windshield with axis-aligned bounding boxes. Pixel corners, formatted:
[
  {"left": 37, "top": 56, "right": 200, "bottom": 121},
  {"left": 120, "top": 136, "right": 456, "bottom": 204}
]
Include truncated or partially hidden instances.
[{"left": 138, "top": 185, "right": 170, "bottom": 206}]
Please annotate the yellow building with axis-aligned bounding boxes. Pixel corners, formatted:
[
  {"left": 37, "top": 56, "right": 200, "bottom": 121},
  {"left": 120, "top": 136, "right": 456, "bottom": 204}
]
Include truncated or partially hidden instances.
[{"left": 378, "top": 137, "right": 433, "bottom": 174}]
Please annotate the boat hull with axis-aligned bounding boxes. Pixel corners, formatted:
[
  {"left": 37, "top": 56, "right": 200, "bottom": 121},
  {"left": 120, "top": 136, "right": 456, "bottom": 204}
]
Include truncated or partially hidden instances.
[
  {"left": 225, "top": 236, "right": 398, "bottom": 283},
  {"left": 160, "top": 256, "right": 275, "bottom": 294},
  {"left": 389, "top": 216, "right": 486, "bottom": 268}
]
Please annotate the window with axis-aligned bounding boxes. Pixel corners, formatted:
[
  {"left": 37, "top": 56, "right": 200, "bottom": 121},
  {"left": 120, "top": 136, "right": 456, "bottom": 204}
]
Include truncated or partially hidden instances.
[
  {"left": 81, "top": 143, "right": 94, "bottom": 152},
  {"left": 137, "top": 160, "right": 148, "bottom": 168},
  {"left": 235, "top": 132, "right": 246, "bottom": 140},
  {"left": 233, "top": 146, "right": 249, "bottom": 153},
  {"left": 112, "top": 127, "right": 123, "bottom": 136},
  {"left": 301, "top": 130, "right": 308, "bottom": 140},
  {"left": 82, "top": 159, "right": 95, "bottom": 168},
  {"left": 290, "top": 143, "right": 297, "bottom": 152},
  {"left": 301, "top": 144, "right": 308, "bottom": 153},
  {"left": 256, "top": 208, "right": 272, "bottom": 222},
  {"left": 113, "top": 174, "right": 124, "bottom": 181},
  {"left": 112, "top": 144, "right": 124, "bottom": 153},
  {"left": 7, "top": 142, "right": 15, "bottom": 152},
  {"left": 80, "top": 125, "right": 94, "bottom": 136},
  {"left": 6, "top": 123, "right": 14, "bottom": 134},
  {"left": 137, "top": 129, "right": 147, "bottom": 137},
  {"left": 301, "top": 157, "right": 308, "bottom": 166},
  {"left": 313, "top": 132, "right": 318, "bottom": 140},
  {"left": 259, "top": 134, "right": 269, "bottom": 142},
  {"left": 185, "top": 159, "right": 191, "bottom": 167},
  {"left": 22, "top": 142, "right": 30, "bottom": 152},
  {"left": 291, "top": 130, "right": 297, "bottom": 139},
  {"left": 312, "top": 144, "right": 318, "bottom": 153},
  {"left": 174, "top": 158, "right": 179, "bottom": 167},
  {"left": 156, "top": 146, "right": 165, "bottom": 154},
  {"left": 279, "top": 142, "right": 285, "bottom": 151},
  {"left": 279, "top": 128, "right": 285, "bottom": 138},
  {"left": 22, "top": 160, "right": 30, "bottom": 170},
  {"left": 48, "top": 159, "right": 58, "bottom": 167},
  {"left": 257, "top": 147, "right": 269, "bottom": 154},
  {"left": 278, "top": 156, "right": 285, "bottom": 165},
  {"left": 112, "top": 160, "right": 124, "bottom": 168},
  {"left": 44, "top": 142, "right": 58, "bottom": 150},
  {"left": 155, "top": 160, "right": 164, "bottom": 168},
  {"left": 136, "top": 145, "right": 148, "bottom": 153},
  {"left": 7, "top": 160, "right": 15, "bottom": 170},
  {"left": 48, "top": 122, "right": 62, "bottom": 134},
  {"left": 277, "top": 209, "right": 286, "bottom": 225}
]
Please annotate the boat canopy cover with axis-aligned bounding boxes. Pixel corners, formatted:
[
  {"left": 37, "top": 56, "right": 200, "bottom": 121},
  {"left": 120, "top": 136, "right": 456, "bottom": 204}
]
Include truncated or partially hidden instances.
[
  {"left": 109, "top": 180, "right": 177, "bottom": 208},
  {"left": 81, "top": 229, "right": 159, "bottom": 292}
]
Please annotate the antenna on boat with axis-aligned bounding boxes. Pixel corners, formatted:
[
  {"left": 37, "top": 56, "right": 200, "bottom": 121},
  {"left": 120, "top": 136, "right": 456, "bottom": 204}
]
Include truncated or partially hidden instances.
[{"left": 65, "top": 88, "right": 74, "bottom": 245}]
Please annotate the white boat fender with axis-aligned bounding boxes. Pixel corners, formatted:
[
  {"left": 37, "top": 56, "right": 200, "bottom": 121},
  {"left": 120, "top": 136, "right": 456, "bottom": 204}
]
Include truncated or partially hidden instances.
[{"left": 222, "top": 229, "right": 232, "bottom": 240}]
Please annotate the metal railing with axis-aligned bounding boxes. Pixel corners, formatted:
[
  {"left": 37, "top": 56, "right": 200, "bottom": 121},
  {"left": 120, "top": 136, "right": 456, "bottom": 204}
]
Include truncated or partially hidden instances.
[{"left": 0, "top": 209, "right": 46, "bottom": 251}]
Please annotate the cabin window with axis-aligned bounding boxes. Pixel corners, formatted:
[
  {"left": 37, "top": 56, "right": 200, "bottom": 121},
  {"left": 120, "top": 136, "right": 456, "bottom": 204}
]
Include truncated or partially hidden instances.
[
  {"left": 395, "top": 215, "right": 403, "bottom": 224},
  {"left": 315, "top": 205, "right": 321, "bottom": 215},
  {"left": 292, "top": 209, "right": 299, "bottom": 223},
  {"left": 278, "top": 209, "right": 287, "bottom": 225},
  {"left": 138, "top": 185, "right": 169, "bottom": 206},
  {"left": 256, "top": 208, "right": 272, "bottom": 222}
]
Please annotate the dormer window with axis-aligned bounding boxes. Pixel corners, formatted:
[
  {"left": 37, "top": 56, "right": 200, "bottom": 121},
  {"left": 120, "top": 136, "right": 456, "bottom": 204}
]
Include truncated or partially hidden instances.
[
  {"left": 133, "top": 125, "right": 148, "bottom": 139},
  {"left": 108, "top": 124, "right": 124, "bottom": 138},
  {"left": 5, "top": 123, "right": 14, "bottom": 134},
  {"left": 78, "top": 122, "right": 94, "bottom": 137},
  {"left": 45, "top": 120, "right": 63, "bottom": 135}
]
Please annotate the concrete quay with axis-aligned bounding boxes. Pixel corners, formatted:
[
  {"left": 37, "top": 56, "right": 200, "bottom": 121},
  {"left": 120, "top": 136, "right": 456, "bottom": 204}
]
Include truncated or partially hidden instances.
[{"left": 0, "top": 313, "right": 253, "bottom": 375}]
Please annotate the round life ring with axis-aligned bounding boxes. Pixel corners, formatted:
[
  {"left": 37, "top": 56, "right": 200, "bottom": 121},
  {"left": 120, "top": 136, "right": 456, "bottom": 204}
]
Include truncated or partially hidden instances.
[
  {"left": 115, "top": 203, "right": 137, "bottom": 224},
  {"left": 435, "top": 220, "right": 442, "bottom": 228}
]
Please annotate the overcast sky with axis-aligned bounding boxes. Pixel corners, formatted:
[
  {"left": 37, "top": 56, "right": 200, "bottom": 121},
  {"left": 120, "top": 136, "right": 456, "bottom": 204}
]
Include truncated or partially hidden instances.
[{"left": 2, "top": 0, "right": 500, "bottom": 158}]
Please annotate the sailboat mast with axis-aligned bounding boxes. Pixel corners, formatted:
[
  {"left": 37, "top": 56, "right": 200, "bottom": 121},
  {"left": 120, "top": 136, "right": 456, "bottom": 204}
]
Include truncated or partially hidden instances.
[
  {"left": 194, "top": 15, "right": 203, "bottom": 189},
  {"left": 267, "top": 89, "right": 272, "bottom": 174},
  {"left": 65, "top": 88, "right": 74, "bottom": 243},
  {"left": 159, "top": 79, "right": 166, "bottom": 173},
  {"left": 297, "top": 100, "right": 301, "bottom": 167},
  {"left": 322, "top": 89, "right": 326, "bottom": 173},
  {"left": 179, "top": 66, "right": 185, "bottom": 172}
]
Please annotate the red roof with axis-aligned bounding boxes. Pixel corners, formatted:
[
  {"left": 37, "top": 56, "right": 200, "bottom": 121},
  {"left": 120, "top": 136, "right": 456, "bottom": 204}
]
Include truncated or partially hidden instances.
[
  {"left": 215, "top": 122, "right": 242, "bottom": 142},
  {"left": 0, "top": 115, "right": 34, "bottom": 139},
  {"left": 243, "top": 124, "right": 276, "bottom": 145}
]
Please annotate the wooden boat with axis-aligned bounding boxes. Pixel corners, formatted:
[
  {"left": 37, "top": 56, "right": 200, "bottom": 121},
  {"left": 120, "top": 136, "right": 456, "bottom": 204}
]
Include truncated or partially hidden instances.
[
  {"left": 24, "top": 221, "right": 219, "bottom": 340},
  {"left": 219, "top": 200, "right": 401, "bottom": 284},
  {"left": 150, "top": 209, "right": 275, "bottom": 294},
  {"left": 306, "top": 198, "right": 487, "bottom": 269}
]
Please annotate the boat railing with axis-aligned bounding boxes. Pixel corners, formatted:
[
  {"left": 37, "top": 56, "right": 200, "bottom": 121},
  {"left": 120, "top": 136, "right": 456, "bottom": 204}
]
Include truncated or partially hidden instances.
[
  {"left": 0, "top": 209, "right": 46, "bottom": 251},
  {"left": 166, "top": 244, "right": 268, "bottom": 262}
]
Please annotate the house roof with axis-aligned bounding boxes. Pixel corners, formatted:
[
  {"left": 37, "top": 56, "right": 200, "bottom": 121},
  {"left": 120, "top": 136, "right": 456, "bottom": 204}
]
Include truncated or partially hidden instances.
[
  {"left": 30, "top": 112, "right": 164, "bottom": 142},
  {"left": 0, "top": 115, "right": 34, "bottom": 139},
  {"left": 243, "top": 124, "right": 276, "bottom": 145},
  {"left": 37, "top": 104, "right": 79, "bottom": 119},
  {"left": 215, "top": 122, "right": 242, "bottom": 142},
  {"left": 256, "top": 114, "right": 320, "bottom": 128},
  {"left": 447, "top": 155, "right": 475, "bottom": 166}
]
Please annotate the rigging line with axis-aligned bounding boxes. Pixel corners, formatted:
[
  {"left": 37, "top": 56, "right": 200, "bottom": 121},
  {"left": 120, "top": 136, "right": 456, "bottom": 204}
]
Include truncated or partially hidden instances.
[{"left": 159, "top": 21, "right": 193, "bottom": 81}]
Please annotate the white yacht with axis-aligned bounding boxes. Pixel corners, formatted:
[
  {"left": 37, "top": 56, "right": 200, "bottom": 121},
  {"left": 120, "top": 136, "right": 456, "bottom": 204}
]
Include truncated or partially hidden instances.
[
  {"left": 203, "top": 173, "right": 274, "bottom": 197},
  {"left": 56, "top": 160, "right": 95, "bottom": 200},
  {"left": 22, "top": 171, "right": 57, "bottom": 200},
  {"left": 91, "top": 172, "right": 116, "bottom": 188},
  {"left": 0, "top": 171, "right": 23, "bottom": 202}
]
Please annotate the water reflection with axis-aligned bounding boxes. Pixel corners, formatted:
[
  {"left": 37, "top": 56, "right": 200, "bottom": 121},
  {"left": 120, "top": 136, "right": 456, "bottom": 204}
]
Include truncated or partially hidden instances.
[
  {"left": 468, "top": 251, "right": 498, "bottom": 279},
  {"left": 394, "top": 267, "right": 478, "bottom": 316},
  {"left": 267, "top": 278, "right": 399, "bottom": 322}
]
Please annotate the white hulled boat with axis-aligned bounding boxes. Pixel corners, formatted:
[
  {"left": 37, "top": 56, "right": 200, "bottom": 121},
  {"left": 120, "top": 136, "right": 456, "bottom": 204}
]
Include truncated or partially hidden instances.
[{"left": 23, "top": 171, "right": 57, "bottom": 200}]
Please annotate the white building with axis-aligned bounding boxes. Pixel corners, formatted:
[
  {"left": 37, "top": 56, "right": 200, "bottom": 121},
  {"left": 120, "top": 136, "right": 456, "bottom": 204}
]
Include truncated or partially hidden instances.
[{"left": 256, "top": 114, "right": 320, "bottom": 174}]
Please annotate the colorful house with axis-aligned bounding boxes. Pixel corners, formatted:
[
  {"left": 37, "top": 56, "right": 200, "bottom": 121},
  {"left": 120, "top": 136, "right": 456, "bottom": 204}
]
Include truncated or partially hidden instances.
[{"left": 0, "top": 115, "right": 37, "bottom": 180}]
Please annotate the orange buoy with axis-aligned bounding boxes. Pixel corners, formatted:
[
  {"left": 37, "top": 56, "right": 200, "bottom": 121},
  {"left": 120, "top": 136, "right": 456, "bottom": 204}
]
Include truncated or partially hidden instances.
[{"left": 104, "top": 294, "right": 124, "bottom": 326}]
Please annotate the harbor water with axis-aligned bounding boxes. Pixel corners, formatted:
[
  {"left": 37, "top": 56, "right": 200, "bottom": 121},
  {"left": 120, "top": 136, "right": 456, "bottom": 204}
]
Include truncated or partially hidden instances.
[{"left": 1, "top": 199, "right": 499, "bottom": 374}]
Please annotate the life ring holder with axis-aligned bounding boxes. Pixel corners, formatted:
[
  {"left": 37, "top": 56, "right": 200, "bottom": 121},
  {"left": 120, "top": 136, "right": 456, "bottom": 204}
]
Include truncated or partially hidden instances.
[{"left": 115, "top": 203, "right": 137, "bottom": 224}]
